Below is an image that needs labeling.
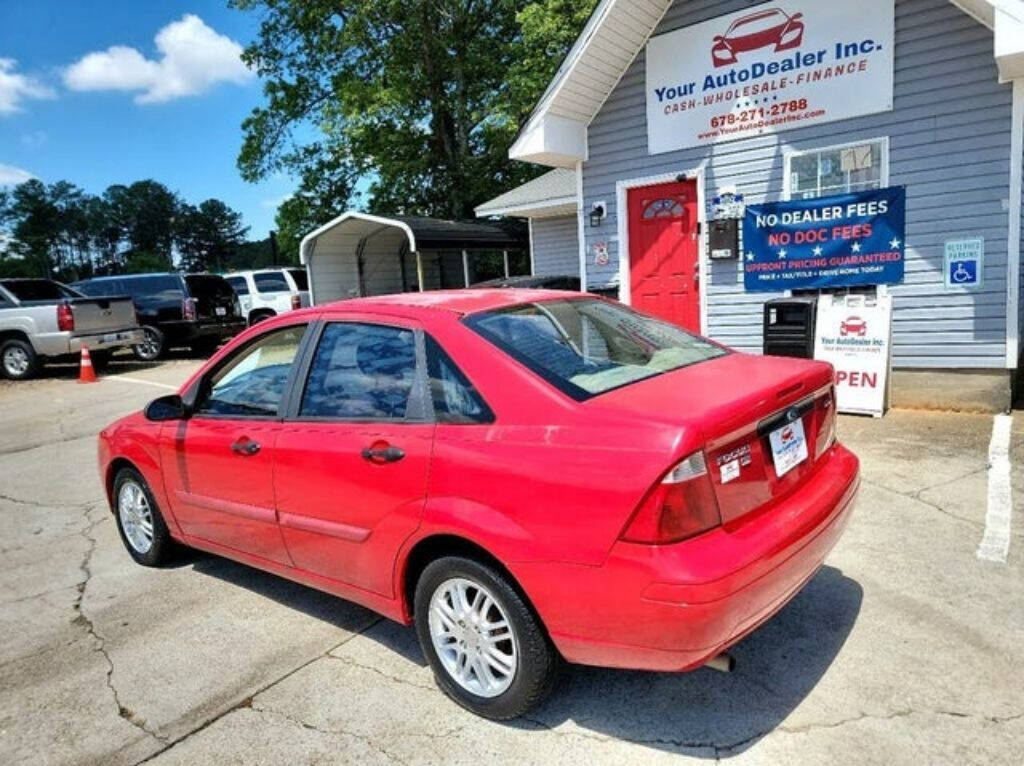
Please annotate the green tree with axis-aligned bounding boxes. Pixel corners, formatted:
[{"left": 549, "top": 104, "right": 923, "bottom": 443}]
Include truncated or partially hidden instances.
[
  {"left": 176, "top": 198, "right": 250, "bottom": 272},
  {"left": 103, "top": 180, "right": 181, "bottom": 268},
  {"left": 233, "top": 0, "right": 598, "bottom": 228},
  {"left": 0, "top": 179, "right": 95, "bottom": 279}
]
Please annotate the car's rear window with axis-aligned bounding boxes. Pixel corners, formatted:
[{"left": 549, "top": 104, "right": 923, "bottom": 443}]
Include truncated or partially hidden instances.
[
  {"left": 287, "top": 268, "right": 309, "bottom": 290},
  {"left": 185, "top": 274, "right": 236, "bottom": 299},
  {"left": 465, "top": 298, "right": 728, "bottom": 400},
  {"left": 253, "top": 271, "right": 291, "bottom": 293},
  {"left": 1, "top": 279, "right": 81, "bottom": 301}
]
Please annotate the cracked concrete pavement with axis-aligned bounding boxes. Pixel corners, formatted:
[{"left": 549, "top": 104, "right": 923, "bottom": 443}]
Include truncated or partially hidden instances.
[{"left": 1, "top": 359, "right": 1022, "bottom": 765}]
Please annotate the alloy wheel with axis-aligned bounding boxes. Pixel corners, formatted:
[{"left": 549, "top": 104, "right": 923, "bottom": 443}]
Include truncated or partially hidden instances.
[
  {"left": 118, "top": 480, "right": 154, "bottom": 554},
  {"left": 428, "top": 577, "right": 518, "bottom": 698},
  {"left": 135, "top": 328, "right": 161, "bottom": 361},
  {"left": 2, "top": 346, "right": 29, "bottom": 377}
]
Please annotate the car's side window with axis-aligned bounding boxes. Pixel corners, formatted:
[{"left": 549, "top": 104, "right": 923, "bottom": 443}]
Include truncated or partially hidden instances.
[
  {"left": 300, "top": 323, "right": 419, "bottom": 420},
  {"left": 299, "top": 321, "right": 421, "bottom": 421},
  {"left": 226, "top": 276, "right": 249, "bottom": 295},
  {"left": 195, "top": 325, "right": 306, "bottom": 417},
  {"left": 424, "top": 335, "right": 494, "bottom": 424}
]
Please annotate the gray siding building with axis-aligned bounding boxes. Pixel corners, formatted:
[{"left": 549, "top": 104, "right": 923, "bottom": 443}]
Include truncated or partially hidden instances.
[{"left": 478, "top": 0, "right": 1024, "bottom": 409}]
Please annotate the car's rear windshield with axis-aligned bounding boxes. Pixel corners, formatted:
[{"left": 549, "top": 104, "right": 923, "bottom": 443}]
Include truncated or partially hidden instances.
[
  {"left": 1, "top": 279, "right": 81, "bottom": 302},
  {"left": 184, "top": 274, "right": 236, "bottom": 299},
  {"left": 465, "top": 298, "right": 728, "bottom": 400},
  {"left": 287, "top": 268, "right": 309, "bottom": 290}
]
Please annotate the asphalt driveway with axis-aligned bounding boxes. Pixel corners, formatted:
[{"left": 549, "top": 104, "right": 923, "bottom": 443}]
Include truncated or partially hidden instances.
[{"left": 1, "top": 360, "right": 1022, "bottom": 765}]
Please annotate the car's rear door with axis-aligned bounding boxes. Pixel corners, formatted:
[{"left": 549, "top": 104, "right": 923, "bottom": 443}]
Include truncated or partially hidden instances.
[
  {"left": 159, "top": 321, "right": 310, "bottom": 563},
  {"left": 274, "top": 317, "right": 433, "bottom": 597}
]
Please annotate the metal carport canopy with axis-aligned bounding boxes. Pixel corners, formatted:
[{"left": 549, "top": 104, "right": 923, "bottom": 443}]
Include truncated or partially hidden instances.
[{"left": 299, "top": 211, "right": 526, "bottom": 303}]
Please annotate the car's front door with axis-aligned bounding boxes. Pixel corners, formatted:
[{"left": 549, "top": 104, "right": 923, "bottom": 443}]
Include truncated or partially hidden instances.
[
  {"left": 160, "top": 322, "right": 309, "bottom": 564},
  {"left": 274, "top": 320, "right": 434, "bottom": 597}
]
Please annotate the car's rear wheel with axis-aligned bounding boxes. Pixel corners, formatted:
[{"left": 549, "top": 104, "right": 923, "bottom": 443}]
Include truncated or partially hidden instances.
[
  {"left": 249, "top": 310, "right": 275, "bottom": 326},
  {"left": 132, "top": 326, "right": 165, "bottom": 362},
  {"left": 0, "top": 338, "right": 41, "bottom": 380},
  {"left": 113, "top": 467, "right": 173, "bottom": 566},
  {"left": 414, "top": 556, "right": 560, "bottom": 719}
]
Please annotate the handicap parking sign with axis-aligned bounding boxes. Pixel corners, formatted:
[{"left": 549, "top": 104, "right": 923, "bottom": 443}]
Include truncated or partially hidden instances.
[{"left": 944, "top": 238, "right": 984, "bottom": 290}]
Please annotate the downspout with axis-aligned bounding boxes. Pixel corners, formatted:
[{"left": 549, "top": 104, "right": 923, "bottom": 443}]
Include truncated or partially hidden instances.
[
  {"left": 575, "top": 160, "right": 587, "bottom": 292},
  {"left": 1007, "top": 79, "right": 1023, "bottom": 368}
]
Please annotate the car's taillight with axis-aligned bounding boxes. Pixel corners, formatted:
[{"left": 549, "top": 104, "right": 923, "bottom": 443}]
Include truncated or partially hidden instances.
[
  {"left": 815, "top": 387, "right": 837, "bottom": 459},
  {"left": 183, "top": 297, "right": 197, "bottom": 321},
  {"left": 57, "top": 302, "right": 74, "bottom": 332},
  {"left": 620, "top": 452, "right": 722, "bottom": 544},
  {"left": 291, "top": 294, "right": 301, "bottom": 311}
]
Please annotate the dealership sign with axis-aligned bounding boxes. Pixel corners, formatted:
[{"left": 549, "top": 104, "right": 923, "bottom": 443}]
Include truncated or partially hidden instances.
[
  {"left": 742, "top": 187, "right": 905, "bottom": 292},
  {"left": 645, "top": 1, "right": 894, "bottom": 153},
  {"left": 814, "top": 294, "right": 892, "bottom": 416}
]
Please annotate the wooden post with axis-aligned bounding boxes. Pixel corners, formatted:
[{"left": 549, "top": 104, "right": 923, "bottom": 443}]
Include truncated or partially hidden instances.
[
  {"left": 462, "top": 249, "right": 470, "bottom": 287},
  {"left": 503, "top": 249, "right": 510, "bottom": 278},
  {"left": 415, "top": 251, "right": 425, "bottom": 292}
]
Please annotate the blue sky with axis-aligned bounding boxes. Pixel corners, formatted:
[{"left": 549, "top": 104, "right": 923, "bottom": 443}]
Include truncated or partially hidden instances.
[{"left": 0, "top": 1, "right": 295, "bottom": 239}]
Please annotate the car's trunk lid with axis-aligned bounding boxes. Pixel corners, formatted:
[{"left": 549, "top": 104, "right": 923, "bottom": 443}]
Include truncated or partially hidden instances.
[
  {"left": 592, "top": 352, "right": 835, "bottom": 523},
  {"left": 68, "top": 297, "right": 138, "bottom": 335}
]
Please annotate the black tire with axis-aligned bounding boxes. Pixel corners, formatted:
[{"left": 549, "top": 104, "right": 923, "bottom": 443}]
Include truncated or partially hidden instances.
[
  {"left": 0, "top": 338, "right": 41, "bottom": 380},
  {"left": 249, "top": 310, "right": 275, "bottom": 326},
  {"left": 112, "top": 467, "right": 174, "bottom": 566},
  {"left": 414, "top": 556, "right": 560, "bottom": 720},
  {"left": 132, "top": 326, "right": 165, "bottom": 362},
  {"left": 89, "top": 350, "right": 111, "bottom": 372}
]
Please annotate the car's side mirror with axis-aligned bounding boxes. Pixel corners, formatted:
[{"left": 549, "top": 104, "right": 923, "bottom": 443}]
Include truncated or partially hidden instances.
[{"left": 144, "top": 394, "right": 189, "bottom": 422}]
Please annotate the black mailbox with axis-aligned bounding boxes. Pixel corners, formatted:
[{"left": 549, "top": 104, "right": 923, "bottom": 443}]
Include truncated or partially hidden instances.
[{"left": 708, "top": 218, "right": 739, "bottom": 259}]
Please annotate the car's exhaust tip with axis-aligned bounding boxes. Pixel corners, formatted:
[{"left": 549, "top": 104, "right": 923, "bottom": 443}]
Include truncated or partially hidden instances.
[{"left": 705, "top": 653, "right": 736, "bottom": 673}]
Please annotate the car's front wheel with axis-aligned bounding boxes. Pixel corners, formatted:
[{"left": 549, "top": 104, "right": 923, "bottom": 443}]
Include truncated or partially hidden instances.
[
  {"left": 414, "top": 556, "right": 560, "bottom": 719},
  {"left": 113, "top": 467, "right": 174, "bottom": 566}
]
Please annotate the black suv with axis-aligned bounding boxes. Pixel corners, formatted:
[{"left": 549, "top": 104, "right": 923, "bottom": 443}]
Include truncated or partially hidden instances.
[{"left": 72, "top": 273, "right": 245, "bottom": 360}]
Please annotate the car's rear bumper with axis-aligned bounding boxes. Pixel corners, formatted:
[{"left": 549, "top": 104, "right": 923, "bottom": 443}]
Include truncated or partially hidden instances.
[
  {"left": 512, "top": 443, "right": 859, "bottom": 672},
  {"left": 36, "top": 327, "right": 145, "bottom": 357}
]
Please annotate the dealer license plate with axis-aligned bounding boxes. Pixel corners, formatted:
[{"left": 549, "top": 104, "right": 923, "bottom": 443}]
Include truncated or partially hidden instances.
[
  {"left": 215, "top": 307, "right": 227, "bottom": 316},
  {"left": 769, "top": 418, "right": 808, "bottom": 477}
]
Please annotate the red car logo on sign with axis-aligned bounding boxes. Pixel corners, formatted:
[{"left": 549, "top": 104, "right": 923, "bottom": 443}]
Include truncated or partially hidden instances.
[
  {"left": 712, "top": 8, "right": 806, "bottom": 67},
  {"left": 781, "top": 426, "right": 794, "bottom": 442},
  {"left": 839, "top": 317, "right": 867, "bottom": 337}
]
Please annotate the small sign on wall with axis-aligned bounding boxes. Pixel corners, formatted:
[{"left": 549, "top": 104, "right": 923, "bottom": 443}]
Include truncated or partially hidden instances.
[
  {"left": 592, "top": 241, "right": 610, "bottom": 267},
  {"left": 943, "top": 237, "right": 983, "bottom": 290}
]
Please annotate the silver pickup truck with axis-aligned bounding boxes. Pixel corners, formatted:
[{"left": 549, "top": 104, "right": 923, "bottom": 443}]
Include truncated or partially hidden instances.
[{"left": 0, "top": 278, "right": 143, "bottom": 380}]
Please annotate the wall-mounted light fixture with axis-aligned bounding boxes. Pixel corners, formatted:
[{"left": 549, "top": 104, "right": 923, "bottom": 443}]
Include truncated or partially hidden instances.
[{"left": 589, "top": 201, "right": 606, "bottom": 227}]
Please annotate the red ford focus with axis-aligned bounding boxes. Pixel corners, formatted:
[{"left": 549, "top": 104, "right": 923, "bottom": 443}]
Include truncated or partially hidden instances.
[{"left": 98, "top": 290, "right": 859, "bottom": 719}]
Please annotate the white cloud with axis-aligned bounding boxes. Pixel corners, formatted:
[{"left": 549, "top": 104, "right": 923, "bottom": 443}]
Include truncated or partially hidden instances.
[
  {"left": 0, "top": 163, "right": 35, "bottom": 186},
  {"left": 63, "top": 14, "right": 253, "bottom": 104},
  {"left": 21, "top": 130, "right": 48, "bottom": 149},
  {"left": 0, "top": 59, "right": 56, "bottom": 115}
]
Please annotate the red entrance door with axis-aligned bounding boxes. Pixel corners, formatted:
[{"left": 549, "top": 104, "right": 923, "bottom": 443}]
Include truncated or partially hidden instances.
[{"left": 627, "top": 179, "right": 700, "bottom": 332}]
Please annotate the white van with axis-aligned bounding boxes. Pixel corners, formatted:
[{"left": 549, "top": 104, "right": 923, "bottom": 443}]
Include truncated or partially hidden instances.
[{"left": 224, "top": 268, "right": 311, "bottom": 326}]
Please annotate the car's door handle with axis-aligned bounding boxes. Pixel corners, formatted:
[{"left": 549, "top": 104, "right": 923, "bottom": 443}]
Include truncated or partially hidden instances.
[
  {"left": 361, "top": 445, "right": 405, "bottom": 463},
  {"left": 230, "top": 437, "right": 261, "bottom": 456}
]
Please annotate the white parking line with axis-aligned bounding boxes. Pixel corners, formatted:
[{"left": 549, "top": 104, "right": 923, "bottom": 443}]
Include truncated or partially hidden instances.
[
  {"left": 977, "top": 414, "right": 1013, "bottom": 564},
  {"left": 106, "top": 375, "right": 178, "bottom": 391}
]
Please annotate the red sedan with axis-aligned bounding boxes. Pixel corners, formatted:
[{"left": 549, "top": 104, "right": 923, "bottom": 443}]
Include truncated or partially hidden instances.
[{"left": 98, "top": 290, "right": 858, "bottom": 719}]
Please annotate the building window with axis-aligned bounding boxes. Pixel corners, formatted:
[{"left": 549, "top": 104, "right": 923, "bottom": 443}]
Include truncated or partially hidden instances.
[{"left": 785, "top": 138, "right": 888, "bottom": 200}]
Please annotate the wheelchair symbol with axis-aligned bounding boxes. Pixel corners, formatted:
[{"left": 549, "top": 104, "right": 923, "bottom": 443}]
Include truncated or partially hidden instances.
[{"left": 951, "top": 261, "right": 974, "bottom": 284}]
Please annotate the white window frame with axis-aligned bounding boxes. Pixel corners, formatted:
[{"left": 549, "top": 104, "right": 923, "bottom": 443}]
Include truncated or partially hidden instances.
[
  {"left": 782, "top": 136, "right": 891, "bottom": 297},
  {"left": 783, "top": 136, "right": 890, "bottom": 202}
]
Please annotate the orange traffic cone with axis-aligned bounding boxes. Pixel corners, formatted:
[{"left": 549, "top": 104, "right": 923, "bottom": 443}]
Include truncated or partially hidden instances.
[{"left": 78, "top": 344, "right": 98, "bottom": 384}]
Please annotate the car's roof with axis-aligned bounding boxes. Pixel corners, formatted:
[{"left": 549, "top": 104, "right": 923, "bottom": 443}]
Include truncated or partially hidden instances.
[
  {"left": 312, "top": 288, "right": 586, "bottom": 318},
  {"left": 80, "top": 273, "right": 180, "bottom": 281}
]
